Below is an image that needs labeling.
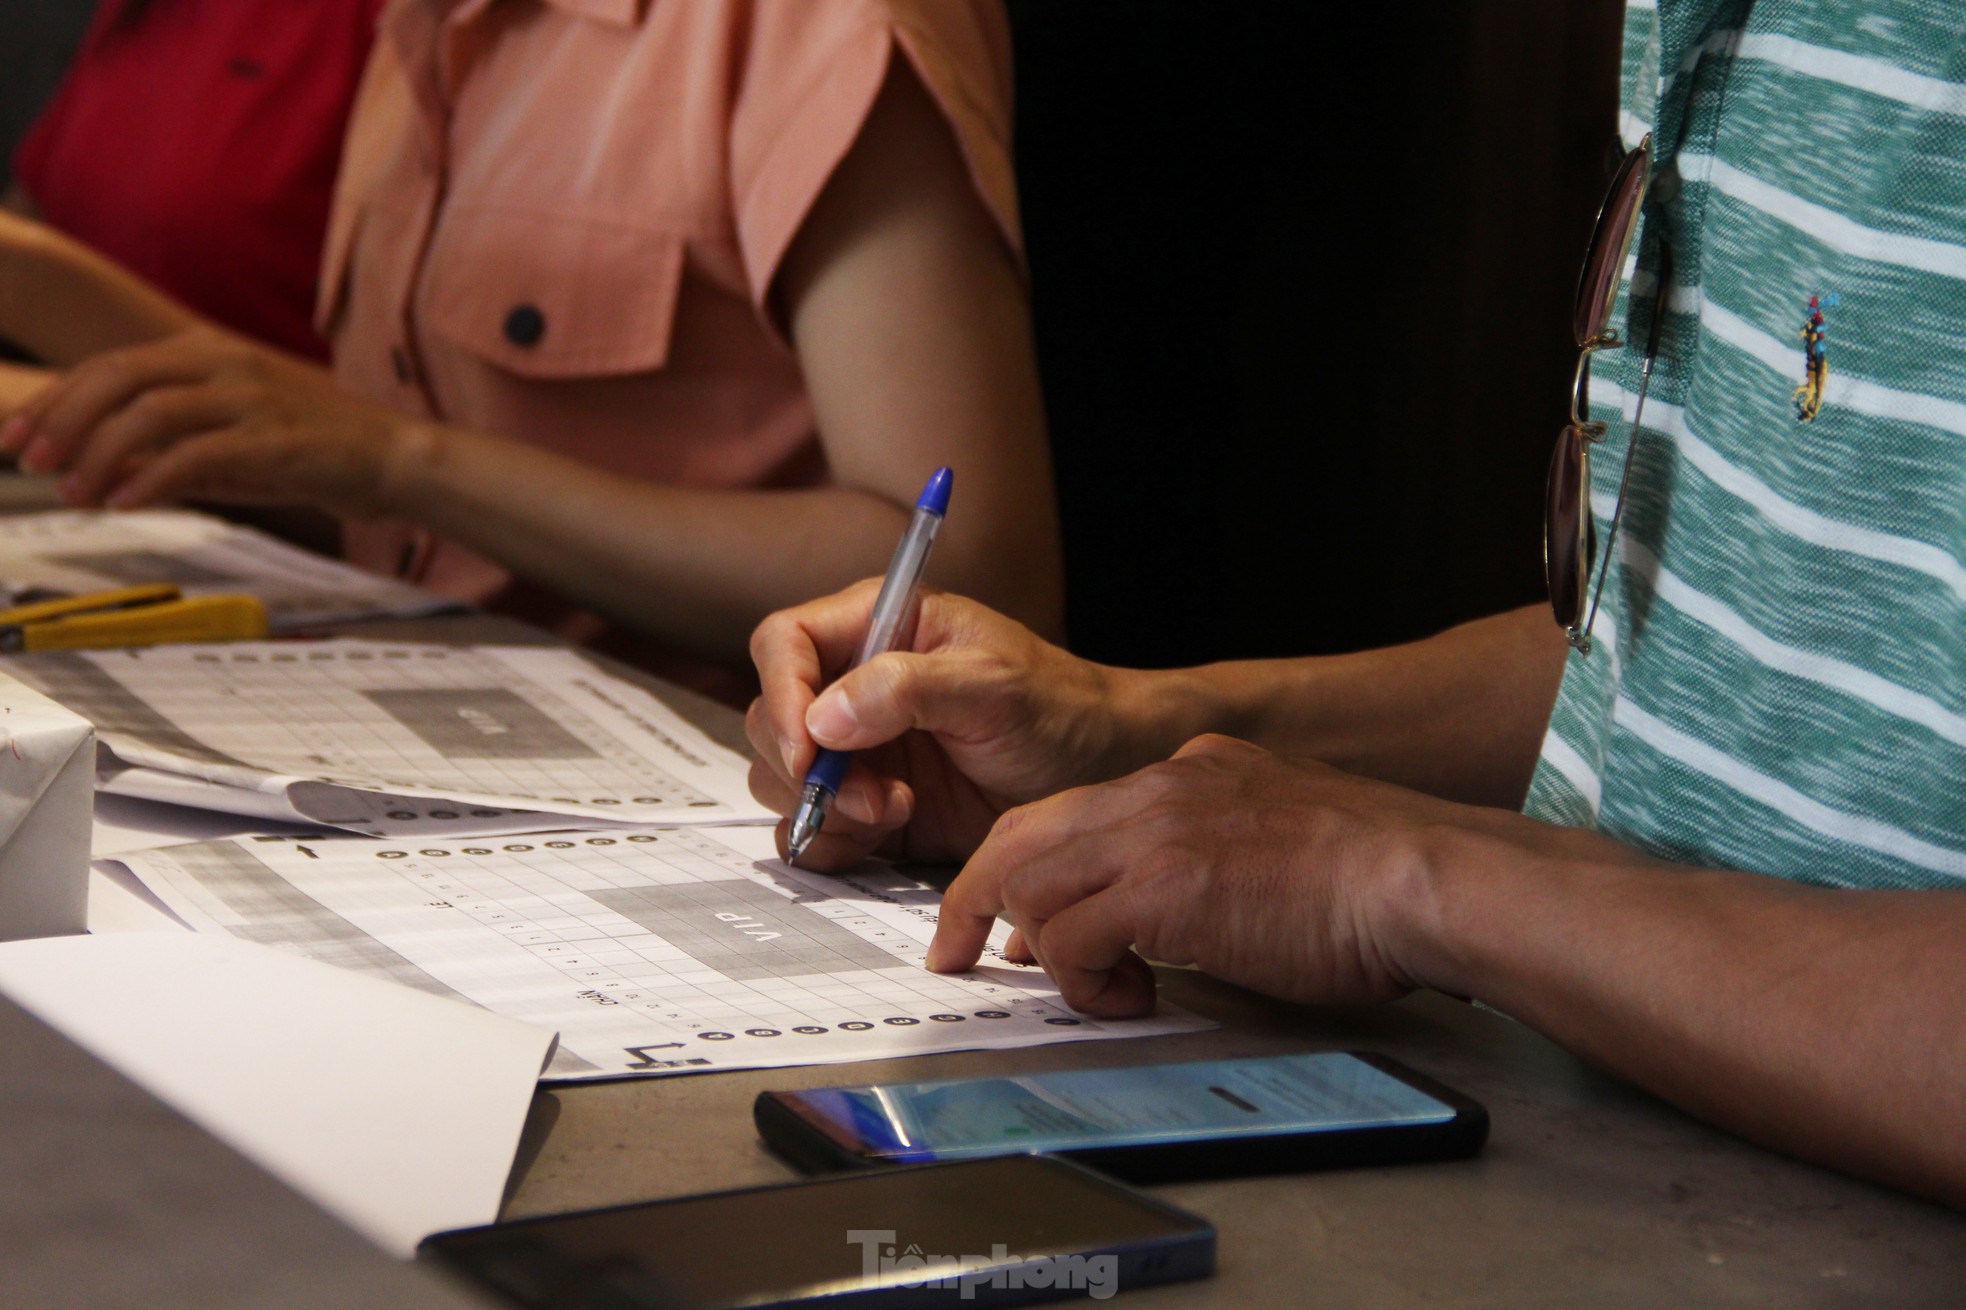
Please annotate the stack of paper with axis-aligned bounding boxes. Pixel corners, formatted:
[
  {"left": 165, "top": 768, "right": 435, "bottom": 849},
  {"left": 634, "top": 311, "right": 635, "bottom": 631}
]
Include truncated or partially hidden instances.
[
  {"left": 6, "top": 640, "right": 773, "bottom": 836},
  {"left": 0, "top": 507, "right": 458, "bottom": 628}
]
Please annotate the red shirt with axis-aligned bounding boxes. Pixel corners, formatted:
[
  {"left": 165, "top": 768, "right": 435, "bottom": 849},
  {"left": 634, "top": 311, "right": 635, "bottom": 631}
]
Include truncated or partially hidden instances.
[{"left": 13, "top": 0, "right": 384, "bottom": 361}]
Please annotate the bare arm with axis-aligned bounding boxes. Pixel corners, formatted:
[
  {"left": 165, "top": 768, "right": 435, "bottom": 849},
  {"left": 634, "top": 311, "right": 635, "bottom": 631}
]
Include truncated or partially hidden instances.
[
  {"left": 385, "top": 55, "right": 1063, "bottom": 657},
  {"left": 742, "top": 590, "right": 1566, "bottom": 868},
  {"left": 2, "top": 56, "right": 1063, "bottom": 666},
  {"left": 0, "top": 360, "right": 52, "bottom": 416},
  {"left": 1130, "top": 604, "right": 1568, "bottom": 806},
  {"left": 0, "top": 200, "right": 200, "bottom": 363},
  {"left": 1411, "top": 837, "right": 1966, "bottom": 1206}
]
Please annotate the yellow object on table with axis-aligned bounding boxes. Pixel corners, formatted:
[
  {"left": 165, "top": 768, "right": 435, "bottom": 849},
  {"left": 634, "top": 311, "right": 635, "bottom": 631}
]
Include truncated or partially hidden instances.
[{"left": 0, "top": 583, "right": 269, "bottom": 652}]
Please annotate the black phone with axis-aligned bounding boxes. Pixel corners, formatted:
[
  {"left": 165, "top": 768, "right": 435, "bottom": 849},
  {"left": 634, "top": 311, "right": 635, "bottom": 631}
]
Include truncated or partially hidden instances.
[
  {"left": 419, "top": 1154, "right": 1214, "bottom": 1309},
  {"left": 755, "top": 1051, "right": 1487, "bottom": 1184}
]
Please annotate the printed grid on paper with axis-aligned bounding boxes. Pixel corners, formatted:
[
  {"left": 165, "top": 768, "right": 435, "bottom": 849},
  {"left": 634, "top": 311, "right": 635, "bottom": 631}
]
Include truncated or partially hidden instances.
[
  {"left": 122, "top": 829, "right": 1208, "bottom": 1080},
  {"left": 67, "top": 645, "right": 714, "bottom": 809}
]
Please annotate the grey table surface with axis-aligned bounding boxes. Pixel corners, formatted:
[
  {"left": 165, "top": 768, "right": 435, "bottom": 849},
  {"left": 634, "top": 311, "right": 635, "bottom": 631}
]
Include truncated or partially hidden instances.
[{"left": 0, "top": 534, "right": 1958, "bottom": 1306}]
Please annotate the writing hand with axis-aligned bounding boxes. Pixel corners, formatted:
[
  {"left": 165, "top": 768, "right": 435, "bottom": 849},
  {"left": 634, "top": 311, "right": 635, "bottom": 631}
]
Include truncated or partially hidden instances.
[{"left": 746, "top": 584, "right": 1144, "bottom": 870}]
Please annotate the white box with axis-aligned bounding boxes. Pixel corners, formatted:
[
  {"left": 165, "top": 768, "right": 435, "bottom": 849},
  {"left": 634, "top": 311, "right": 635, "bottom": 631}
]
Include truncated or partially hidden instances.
[{"left": 0, "top": 669, "right": 93, "bottom": 940}]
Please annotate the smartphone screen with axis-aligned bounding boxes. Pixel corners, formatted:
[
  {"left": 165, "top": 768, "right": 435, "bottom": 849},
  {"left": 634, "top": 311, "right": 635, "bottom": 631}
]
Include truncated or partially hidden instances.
[{"left": 777, "top": 1052, "right": 1458, "bottom": 1162}]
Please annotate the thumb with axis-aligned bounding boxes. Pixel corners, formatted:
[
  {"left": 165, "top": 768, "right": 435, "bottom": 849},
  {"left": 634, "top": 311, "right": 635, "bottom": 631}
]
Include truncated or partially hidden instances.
[{"left": 806, "top": 649, "right": 994, "bottom": 751}]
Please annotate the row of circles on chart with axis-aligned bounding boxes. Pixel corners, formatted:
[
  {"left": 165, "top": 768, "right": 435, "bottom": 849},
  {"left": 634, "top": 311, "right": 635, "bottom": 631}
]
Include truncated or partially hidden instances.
[
  {"left": 693, "top": 1014, "right": 1083, "bottom": 1040},
  {"left": 378, "top": 799, "right": 713, "bottom": 820},
  {"left": 376, "top": 836, "right": 671, "bottom": 857}
]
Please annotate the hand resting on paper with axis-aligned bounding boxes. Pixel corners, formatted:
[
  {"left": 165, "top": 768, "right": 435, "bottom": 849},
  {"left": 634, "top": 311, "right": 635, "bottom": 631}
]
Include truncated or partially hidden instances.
[{"left": 0, "top": 325, "right": 413, "bottom": 517}]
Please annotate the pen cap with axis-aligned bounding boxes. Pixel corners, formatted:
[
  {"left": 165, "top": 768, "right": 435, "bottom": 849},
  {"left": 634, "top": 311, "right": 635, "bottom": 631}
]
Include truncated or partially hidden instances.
[{"left": 915, "top": 467, "right": 953, "bottom": 517}]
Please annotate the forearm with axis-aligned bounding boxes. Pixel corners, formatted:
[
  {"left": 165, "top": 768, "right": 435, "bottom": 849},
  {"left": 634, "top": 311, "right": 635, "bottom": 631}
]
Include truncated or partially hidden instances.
[
  {"left": 1410, "top": 835, "right": 1966, "bottom": 1206},
  {"left": 775, "top": 52, "right": 1065, "bottom": 647},
  {"left": 0, "top": 217, "right": 199, "bottom": 364},
  {"left": 387, "top": 425, "right": 1055, "bottom": 667},
  {"left": 0, "top": 361, "right": 52, "bottom": 416},
  {"left": 1109, "top": 606, "right": 1567, "bottom": 806}
]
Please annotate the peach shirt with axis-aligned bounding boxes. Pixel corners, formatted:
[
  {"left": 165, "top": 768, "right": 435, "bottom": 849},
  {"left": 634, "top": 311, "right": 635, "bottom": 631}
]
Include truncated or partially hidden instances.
[{"left": 318, "top": 0, "right": 1019, "bottom": 680}]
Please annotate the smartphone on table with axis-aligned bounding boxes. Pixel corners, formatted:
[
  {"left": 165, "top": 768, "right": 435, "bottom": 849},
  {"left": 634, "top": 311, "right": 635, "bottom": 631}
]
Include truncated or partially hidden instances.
[
  {"left": 755, "top": 1051, "right": 1486, "bottom": 1183},
  {"left": 420, "top": 1154, "right": 1213, "bottom": 1309}
]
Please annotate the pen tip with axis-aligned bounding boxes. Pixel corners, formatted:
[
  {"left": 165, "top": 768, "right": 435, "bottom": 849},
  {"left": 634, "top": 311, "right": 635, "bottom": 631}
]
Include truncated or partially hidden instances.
[{"left": 785, "top": 816, "right": 815, "bottom": 865}]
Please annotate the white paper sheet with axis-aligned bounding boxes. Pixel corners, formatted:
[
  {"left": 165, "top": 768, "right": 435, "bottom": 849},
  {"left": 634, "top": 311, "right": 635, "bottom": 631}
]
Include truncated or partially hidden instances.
[
  {"left": 89, "top": 792, "right": 297, "bottom": 933},
  {"left": 107, "top": 826, "right": 1214, "bottom": 1081},
  {"left": 0, "top": 507, "right": 458, "bottom": 628},
  {"left": 0, "top": 670, "right": 95, "bottom": 941},
  {"left": 0, "top": 931, "right": 555, "bottom": 1255},
  {"left": 91, "top": 789, "right": 318, "bottom": 857},
  {"left": 86, "top": 862, "right": 191, "bottom": 933},
  {"left": 9, "top": 640, "right": 773, "bottom": 835}
]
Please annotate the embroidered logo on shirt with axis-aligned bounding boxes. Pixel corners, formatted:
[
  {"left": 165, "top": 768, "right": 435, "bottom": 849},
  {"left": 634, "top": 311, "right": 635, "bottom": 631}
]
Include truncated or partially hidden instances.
[{"left": 1793, "top": 293, "right": 1835, "bottom": 422}]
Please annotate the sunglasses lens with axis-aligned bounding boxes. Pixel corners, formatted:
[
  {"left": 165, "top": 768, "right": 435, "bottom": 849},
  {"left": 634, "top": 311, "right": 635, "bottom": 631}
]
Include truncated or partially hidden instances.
[
  {"left": 1573, "top": 139, "right": 1650, "bottom": 347},
  {"left": 1545, "top": 425, "right": 1594, "bottom": 629}
]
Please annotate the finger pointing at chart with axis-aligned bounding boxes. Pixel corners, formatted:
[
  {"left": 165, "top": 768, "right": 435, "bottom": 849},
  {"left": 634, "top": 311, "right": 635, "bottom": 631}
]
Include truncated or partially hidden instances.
[{"left": 927, "top": 735, "right": 1446, "bottom": 1019}]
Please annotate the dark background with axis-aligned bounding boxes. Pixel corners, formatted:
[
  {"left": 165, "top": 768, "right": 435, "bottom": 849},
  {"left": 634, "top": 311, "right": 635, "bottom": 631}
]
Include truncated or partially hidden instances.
[
  {"left": 0, "top": 0, "right": 93, "bottom": 193},
  {"left": 0, "top": 1, "right": 1625, "bottom": 669},
  {"left": 1008, "top": 1, "right": 1623, "bottom": 665}
]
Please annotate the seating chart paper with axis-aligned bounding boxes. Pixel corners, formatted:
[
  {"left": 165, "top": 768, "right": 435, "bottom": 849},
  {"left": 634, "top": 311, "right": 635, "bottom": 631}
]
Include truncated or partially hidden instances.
[
  {"left": 0, "top": 507, "right": 457, "bottom": 628},
  {"left": 8, "top": 640, "right": 772, "bottom": 835},
  {"left": 105, "top": 827, "right": 1213, "bottom": 1080}
]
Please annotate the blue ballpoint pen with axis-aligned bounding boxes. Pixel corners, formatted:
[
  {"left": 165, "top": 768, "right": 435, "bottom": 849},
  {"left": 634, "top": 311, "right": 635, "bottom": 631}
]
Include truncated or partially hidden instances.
[{"left": 786, "top": 467, "right": 952, "bottom": 864}]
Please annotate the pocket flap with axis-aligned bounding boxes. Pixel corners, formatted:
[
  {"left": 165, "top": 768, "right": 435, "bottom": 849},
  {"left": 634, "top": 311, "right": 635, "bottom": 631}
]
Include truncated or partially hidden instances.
[{"left": 421, "top": 204, "right": 686, "bottom": 379}]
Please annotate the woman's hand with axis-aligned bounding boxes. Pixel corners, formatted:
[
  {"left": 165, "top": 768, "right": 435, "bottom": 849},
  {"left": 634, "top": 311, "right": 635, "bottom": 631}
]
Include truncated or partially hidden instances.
[{"left": 0, "top": 325, "right": 422, "bottom": 518}]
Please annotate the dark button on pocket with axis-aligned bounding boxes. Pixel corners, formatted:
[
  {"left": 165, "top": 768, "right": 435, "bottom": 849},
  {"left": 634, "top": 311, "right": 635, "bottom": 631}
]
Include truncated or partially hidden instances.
[{"left": 503, "top": 305, "right": 546, "bottom": 347}]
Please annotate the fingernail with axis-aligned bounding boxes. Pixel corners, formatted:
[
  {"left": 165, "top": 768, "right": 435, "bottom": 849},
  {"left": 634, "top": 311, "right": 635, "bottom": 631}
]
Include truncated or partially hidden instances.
[
  {"left": 780, "top": 739, "right": 799, "bottom": 778},
  {"left": 806, "top": 688, "right": 858, "bottom": 744},
  {"left": 105, "top": 485, "right": 138, "bottom": 509},
  {"left": 57, "top": 474, "right": 82, "bottom": 502},
  {"left": 19, "top": 437, "right": 53, "bottom": 474}
]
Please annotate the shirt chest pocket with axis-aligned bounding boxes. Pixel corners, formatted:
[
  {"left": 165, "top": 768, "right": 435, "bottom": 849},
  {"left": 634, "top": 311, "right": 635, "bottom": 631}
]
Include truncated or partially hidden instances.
[{"left": 417, "top": 203, "right": 686, "bottom": 379}]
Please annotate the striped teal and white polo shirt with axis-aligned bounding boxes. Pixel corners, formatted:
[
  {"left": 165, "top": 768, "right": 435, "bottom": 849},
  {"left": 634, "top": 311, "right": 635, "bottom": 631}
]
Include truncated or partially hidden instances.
[{"left": 1523, "top": 0, "right": 1966, "bottom": 889}]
